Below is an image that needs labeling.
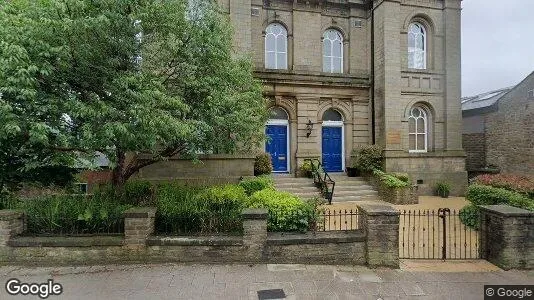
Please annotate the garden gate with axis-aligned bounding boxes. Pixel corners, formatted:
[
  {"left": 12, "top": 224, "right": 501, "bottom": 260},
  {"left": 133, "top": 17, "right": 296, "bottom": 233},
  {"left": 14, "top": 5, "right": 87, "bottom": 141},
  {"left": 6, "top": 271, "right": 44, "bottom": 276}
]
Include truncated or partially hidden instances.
[{"left": 399, "top": 208, "right": 480, "bottom": 260}]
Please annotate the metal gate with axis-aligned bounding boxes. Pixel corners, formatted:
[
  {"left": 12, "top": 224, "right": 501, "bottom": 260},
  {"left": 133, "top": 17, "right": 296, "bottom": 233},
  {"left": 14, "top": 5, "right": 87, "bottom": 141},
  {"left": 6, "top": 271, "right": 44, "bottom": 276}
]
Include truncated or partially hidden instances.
[{"left": 399, "top": 208, "right": 480, "bottom": 260}]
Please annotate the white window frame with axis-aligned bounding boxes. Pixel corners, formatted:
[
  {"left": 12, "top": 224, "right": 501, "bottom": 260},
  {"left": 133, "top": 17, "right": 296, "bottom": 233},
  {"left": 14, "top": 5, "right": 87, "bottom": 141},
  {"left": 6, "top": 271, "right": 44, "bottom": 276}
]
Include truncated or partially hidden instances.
[
  {"left": 408, "top": 107, "right": 428, "bottom": 153},
  {"left": 408, "top": 22, "right": 427, "bottom": 70},
  {"left": 321, "top": 120, "right": 345, "bottom": 172},
  {"left": 264, "top": 23, "right": 288, "bottom": 70},
  {"left": 323, "top": 29, "right": 344, "bottom": 74}
]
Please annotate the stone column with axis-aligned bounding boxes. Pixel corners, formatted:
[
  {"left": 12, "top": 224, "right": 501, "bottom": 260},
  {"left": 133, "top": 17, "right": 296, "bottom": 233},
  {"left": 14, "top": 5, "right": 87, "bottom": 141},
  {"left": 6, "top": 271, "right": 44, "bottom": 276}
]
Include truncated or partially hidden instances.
[
  {"left": 479, "top": 205, "right": 534, "bottom": 270},
  {"left": 242, "top": 208, "right": 268, "bottom": 262},
  {"left": 0, "top": 210, "right": 25, "bottom": 246},
  {"left": 358, "top": 204, "right": 399, "bottom": 268},
  {"left": 123, "top": 207, "right": 156, "bottom": 248}
]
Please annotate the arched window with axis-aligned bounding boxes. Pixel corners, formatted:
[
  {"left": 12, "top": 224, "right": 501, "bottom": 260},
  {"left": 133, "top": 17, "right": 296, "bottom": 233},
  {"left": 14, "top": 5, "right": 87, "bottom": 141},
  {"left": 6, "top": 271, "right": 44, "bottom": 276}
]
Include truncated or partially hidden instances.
[
  {"left": 323, "top": 29, "right": 343, "bottom": 73},
  {"left": 323, "top": 109, "right": 343, "bottom": 122},
  {"left": 269, "top": 106, "right": 289, "bottom": 120},
  {"left": 408, "top": 23, "right": 426, "bottom": 69},
  {"left": 408, "top": 106, "right": 427, "bottom": 152},
  {"left": 265, "top": 23, "right": 287, "bottom": 70}
]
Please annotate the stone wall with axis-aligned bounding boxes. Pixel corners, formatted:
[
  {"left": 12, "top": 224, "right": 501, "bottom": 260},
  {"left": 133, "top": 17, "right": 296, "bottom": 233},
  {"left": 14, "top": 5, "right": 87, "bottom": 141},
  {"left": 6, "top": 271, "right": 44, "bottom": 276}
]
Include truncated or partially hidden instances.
[
  {"left": 462, "top": 133, "right": 486, "bottom": 171},
  {"left": 367, "top": 174, "right": 418, "bottom": 205},
  {"left": 131, "top": 154, "right": 255, "bottom": 186},
  {"left": 0, "top": 205, "right": 399, "bottom": 268},
  {"left": 479, "top": 205, "right": 534, "bottom": 270},
  {"left": 485, "top": 72, "right": 534, "bottom": 175},
  {"left": 384, "top": 151, "right": 467, "bottom": 196}
]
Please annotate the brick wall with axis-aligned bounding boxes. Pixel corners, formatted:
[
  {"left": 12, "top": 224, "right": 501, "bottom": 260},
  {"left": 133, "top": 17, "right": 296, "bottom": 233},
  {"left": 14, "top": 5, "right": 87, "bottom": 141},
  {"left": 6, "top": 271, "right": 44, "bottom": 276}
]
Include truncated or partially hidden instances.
[{"left": 462, "top": 133, "right": 486, "bottom": 171}]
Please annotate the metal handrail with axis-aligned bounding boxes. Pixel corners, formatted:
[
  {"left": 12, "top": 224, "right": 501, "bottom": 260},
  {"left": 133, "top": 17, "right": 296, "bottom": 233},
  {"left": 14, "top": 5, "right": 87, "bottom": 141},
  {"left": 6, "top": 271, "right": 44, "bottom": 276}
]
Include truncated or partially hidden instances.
[{"left": 304, "top": 158, "right": 336, "bottom": 205}]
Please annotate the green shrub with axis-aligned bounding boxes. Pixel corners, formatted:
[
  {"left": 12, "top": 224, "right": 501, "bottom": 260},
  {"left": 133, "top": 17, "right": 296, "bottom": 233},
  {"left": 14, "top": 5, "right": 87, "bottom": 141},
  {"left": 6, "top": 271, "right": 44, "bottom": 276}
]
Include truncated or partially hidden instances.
[
  {"left": 247, "top": 189, "right": 316, "bottom": 232},
  {"left": 373, "top": 170, "right": 409, "bottom": 188},
  {"left": 435, "top": 182, "right": 451, "bottom": 196},
  {"left": 351, "top": 145, "right": 384, "bottom": 172},
  {"left": 459, "top": 204, "right": 480, "bottom": 230},
  {"left": 254, "top": 153, "right": 273, "bottom": 176},
  {"left": 8, "top": 194, "right": 131, "bottom": 235},
  {"left": 239, "top": 175, "right": 274, "bottom": 196},
  {"left": 92, "top": 180, "right": 154, "bottom": 206},
  {"left": 473, "top": 174, "right": 534, "bottom": 199},
  {"left": 392, "top": 172, "right": 410, "bottom": 183},
  {"left": 154, "top": 183, "right": 247, "bottom": 234},
  {"left": 466, "top": 184, "right": 534, "bottom": 210}
]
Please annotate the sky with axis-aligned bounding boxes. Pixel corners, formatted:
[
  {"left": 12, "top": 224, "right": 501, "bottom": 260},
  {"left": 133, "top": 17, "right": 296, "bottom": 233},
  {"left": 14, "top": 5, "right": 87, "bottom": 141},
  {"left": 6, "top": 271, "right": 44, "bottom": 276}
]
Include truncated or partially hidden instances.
[{"left": 461, "top": 0, "right": 534, "bottom": 97}]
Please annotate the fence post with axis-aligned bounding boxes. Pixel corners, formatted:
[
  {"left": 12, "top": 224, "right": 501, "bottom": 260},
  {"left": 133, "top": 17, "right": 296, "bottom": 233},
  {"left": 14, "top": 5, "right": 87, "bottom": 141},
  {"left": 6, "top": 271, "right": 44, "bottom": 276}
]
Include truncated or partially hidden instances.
[
  {"left": 479, "top": 205, "right": 534, "bottom": 270},
  {"left": 358, "top": 204, "right": 400, "bottom": 268},
  {"left": 123, "top": 207, "right": 157, "bottom": 248},
  {"left": 0, "top": 210, "right": 25, "bottom": 247},
  {"left": 241, "top": 208, "right": 268, "bottom": 262}
]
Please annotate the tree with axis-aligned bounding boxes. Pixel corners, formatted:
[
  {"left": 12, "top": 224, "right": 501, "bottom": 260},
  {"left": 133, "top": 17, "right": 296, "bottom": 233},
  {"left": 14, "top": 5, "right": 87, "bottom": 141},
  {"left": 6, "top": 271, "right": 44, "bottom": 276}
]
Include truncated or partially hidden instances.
[{"left": 0, "top": 0, "right": 268, "bottom": 188}]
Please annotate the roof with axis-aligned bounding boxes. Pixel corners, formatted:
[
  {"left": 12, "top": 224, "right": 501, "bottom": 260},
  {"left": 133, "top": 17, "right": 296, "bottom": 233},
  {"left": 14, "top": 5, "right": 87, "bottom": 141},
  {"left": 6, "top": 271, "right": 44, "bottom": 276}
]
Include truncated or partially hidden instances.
[{"left": 461, "top": 87, "right": 513, "bottom": 111}]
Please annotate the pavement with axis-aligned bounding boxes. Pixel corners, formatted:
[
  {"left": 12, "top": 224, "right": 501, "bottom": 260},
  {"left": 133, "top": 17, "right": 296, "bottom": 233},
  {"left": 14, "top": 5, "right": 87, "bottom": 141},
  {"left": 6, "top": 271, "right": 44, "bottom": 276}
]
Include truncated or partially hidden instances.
[{"left": 0, "top": 262, "right": 532, "bottom": 300}]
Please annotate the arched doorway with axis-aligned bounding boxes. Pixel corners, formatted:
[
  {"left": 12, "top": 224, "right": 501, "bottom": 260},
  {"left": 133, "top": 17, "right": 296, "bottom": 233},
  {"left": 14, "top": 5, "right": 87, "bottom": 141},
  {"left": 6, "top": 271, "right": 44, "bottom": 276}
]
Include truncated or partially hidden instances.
[
  {"left": 322, "top": 109, "right": 344, "bottom": 172},
  {"left": 266, "top": 107, "right": 290, "bottom": 172}
]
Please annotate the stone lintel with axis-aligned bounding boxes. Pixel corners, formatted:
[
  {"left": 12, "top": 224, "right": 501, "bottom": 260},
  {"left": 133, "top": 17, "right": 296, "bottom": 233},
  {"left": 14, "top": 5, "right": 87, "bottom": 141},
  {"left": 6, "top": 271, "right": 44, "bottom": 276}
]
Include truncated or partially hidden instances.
[
  {"left": 266, "top": 231, "right": 365, "bottom": 245},
  {"left": 147, "top": 235, "right": 243, "bottom": 246},
  {"left": 358, "top": 204, "right": 399, "bottom": 216},
  {"left": 241, "top": 208, "right": 268, "bottom": 220},
  {"left": 0, "top": 210, "right": 25, "bottom": 221},
  {"left": 8, "top": 236, "right": 123, "bottom": 248},
  {"left": 480, "top": 205, "right": 534, "bottom": 218},
  {"left": 123, "top": 207, "right": 157, "bottom": 219}
]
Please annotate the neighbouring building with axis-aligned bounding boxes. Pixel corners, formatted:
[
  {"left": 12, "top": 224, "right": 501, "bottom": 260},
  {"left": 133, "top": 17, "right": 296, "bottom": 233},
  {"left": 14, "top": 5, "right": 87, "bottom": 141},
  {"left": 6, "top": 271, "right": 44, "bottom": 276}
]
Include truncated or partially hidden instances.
[
  {"left": 462, "top": 72, "right": 534, "bottom": 176},
  {"left": 218, "top": 0, "right": 467, "bottom": 195}
]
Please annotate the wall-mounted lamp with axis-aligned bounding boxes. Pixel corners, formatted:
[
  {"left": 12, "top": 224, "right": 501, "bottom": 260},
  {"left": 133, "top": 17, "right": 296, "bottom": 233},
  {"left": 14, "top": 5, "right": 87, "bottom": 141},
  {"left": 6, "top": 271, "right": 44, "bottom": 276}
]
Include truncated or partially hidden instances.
[{"left": 305, "top": 120, "right": 314, "bottom": 138}]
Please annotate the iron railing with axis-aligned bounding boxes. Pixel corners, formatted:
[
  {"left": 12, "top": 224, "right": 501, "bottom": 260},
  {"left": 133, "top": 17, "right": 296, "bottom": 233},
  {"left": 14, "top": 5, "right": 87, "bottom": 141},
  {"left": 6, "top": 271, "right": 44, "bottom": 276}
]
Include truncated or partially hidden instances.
[
  {"left": 313, "top": 209, "right": 361, "bottom": 231},
  {"left": 305, "top": 158, "right": 336, "bottom": 204},
  {"left": 399, "top": 208, "right": 480, "bottom": 260}
]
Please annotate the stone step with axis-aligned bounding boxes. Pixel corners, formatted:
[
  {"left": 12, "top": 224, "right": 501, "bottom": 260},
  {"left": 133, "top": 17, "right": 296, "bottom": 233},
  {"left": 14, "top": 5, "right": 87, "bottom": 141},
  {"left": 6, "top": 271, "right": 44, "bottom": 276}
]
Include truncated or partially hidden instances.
[
  {"left": 330, "top": 179, "right": 369, "bottom": 185},
  {"left": 277, "top": 186, "right": 321, "bottom": 193},
  {"left": 274, "top": 182, "right": 317, "bottom": 188},
  {"left": 290, "top": 191, "right": 322, "bottom": 197},
  {"left": 332, "top": 195, "right": 381, "bottom": 202},
  {"left": 332, "top": 185, "right": 375, "bottom": 191},
  {"left": 272, "top": 177, "right": 314, "bottom": 183},
  {"left": 333, "top": 190, "right": 378, "bottom": 197}
]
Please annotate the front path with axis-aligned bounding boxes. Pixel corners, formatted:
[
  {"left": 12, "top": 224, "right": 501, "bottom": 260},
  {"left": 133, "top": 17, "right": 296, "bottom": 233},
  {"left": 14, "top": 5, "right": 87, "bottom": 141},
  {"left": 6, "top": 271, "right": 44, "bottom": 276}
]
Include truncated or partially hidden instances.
[{"left": 0, "top": 263, "right": 531, "bottom": 299}]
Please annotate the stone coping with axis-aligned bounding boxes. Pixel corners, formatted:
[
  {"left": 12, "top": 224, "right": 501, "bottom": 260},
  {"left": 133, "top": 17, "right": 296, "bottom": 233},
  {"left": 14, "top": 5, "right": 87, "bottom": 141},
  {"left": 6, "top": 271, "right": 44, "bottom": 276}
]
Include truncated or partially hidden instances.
[
  {"left": 8, "top": 236, "right": 123, "bottom": 247},
  {"left": 123, "top": 207, "right": 157, "bottom": 218},
  {"left": 147, "top": 235, "right": 243, "bottom": 246},
  {"left": 383, "top": 149, "right": 466, "bottom": 158},
  {"left": 241, "top": 208, "right": 268, "bottom": 219},
  {"left": 0, "top": 210, "right": 24, "bottom": 221},
  {"left": 266, "top": 231, "right": 365, "bottom": 245},
  {"left": 137, "top": 153, "right": 255, "bottom": 160},
  {"left": 480, "top": 205, "right": 534, "bottom": 217},
  {"left": 357, "top": 204, "right": 400, "bottom": 216}
]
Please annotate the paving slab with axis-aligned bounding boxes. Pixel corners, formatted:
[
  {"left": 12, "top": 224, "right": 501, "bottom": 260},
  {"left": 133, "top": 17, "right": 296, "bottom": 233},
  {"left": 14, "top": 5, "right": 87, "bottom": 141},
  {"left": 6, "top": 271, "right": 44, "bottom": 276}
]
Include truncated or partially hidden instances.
[{"left": 0, "top": 263, "right": 531, "bottom": 300}]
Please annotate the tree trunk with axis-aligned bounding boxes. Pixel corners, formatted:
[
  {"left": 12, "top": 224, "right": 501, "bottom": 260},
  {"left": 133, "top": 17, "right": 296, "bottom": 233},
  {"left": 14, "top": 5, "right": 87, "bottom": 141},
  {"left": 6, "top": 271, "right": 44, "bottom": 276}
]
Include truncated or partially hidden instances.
[{"left": 111, "top": 149, "right": 126, "bottom": 189}]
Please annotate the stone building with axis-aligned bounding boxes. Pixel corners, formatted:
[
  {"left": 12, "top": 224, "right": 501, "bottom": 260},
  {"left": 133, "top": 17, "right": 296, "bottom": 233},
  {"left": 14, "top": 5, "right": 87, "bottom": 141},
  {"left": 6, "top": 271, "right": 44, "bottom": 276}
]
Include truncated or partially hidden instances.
[
  {"left": 220, "top": 0, "right": 466, "bottom": 195},
  {"left": 462, "top": 72, "right": 534, "bottom": 176}
]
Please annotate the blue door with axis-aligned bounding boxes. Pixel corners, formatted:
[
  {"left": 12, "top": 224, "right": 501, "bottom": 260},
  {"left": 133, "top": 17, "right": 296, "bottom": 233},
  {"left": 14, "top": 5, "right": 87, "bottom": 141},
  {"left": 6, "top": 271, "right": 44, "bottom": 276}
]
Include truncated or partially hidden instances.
[
  {"left": 266, "top": 125, "right": 288, "bottom": 172},
  {"left": 322, "top": 127, "right": 343, "bottom": 172}
]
